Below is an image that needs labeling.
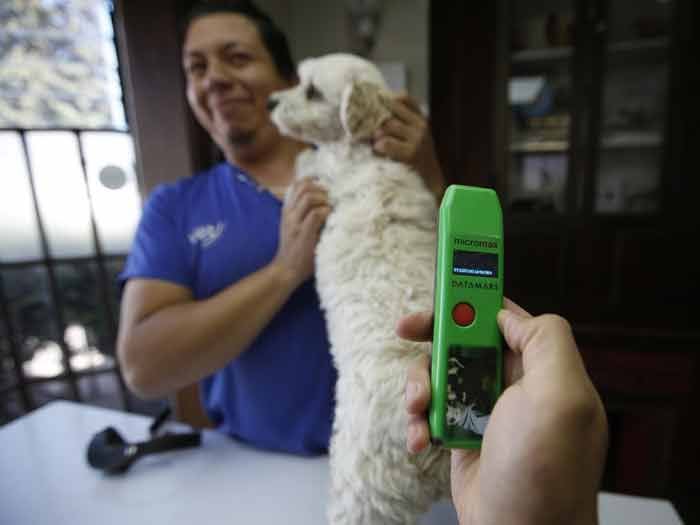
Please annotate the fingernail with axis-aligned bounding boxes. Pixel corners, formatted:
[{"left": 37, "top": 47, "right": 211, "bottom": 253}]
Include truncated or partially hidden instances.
[{"left": 497, "top": 309, "right": 512, "bottom": 324}]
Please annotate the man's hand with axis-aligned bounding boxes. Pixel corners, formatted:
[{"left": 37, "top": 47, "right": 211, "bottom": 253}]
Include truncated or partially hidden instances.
[
  {"left": 398, "top": 299, "right": 608, "bottom": 525},
  {"left": 272, "top": 178, "right": 330, "bottom": 288},
  {"left": 373, "top": 93, "right": 446, "bottom": 199}
]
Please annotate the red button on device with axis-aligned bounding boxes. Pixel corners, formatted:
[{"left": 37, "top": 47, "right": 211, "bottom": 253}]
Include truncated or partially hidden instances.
[{"left": 452, "top": 303, "right": 475, "bottom": 326}]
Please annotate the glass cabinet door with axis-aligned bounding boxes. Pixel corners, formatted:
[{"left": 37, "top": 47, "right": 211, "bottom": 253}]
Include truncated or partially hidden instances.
[
  {"left": 507, "top": 0, "right": 575, "bottom": 213},
  {"left": 595, "top": 0, "right": 673, "bottom": 214}
]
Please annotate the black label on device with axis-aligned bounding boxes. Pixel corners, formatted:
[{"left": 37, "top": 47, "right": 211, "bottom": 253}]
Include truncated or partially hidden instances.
[{"left": 453, "top": 250, "right": 498, "bottom": 278}]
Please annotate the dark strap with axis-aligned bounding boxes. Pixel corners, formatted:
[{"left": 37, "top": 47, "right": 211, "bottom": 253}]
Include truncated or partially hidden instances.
[
  {"left": 149, "top": 406, "right": 172, "bottom": 435},
  {"left": 86, "top": 406, "right": 202, "bottom": 474},
  {"left": 137, "top": 431, "right": 202, "bottom": 456}
]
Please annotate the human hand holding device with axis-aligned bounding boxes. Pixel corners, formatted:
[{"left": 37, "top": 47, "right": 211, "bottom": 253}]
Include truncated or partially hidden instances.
[{"left": 398, "top": 299, "right": 608, "bottom": 525}]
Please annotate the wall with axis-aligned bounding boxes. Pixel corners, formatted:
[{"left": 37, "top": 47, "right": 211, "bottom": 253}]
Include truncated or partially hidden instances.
[{"left": 256, "top": 0, "right": 430, "bottom": 106}]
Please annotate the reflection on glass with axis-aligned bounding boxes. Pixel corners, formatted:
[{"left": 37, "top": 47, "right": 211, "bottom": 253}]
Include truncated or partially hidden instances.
[
  {"left": 508, "top": 0, "right": 573, "bottom": 213},
  {"left": 55, "top": 262, "right": 114, "bottom": 368},
  {"left": 26, "top": 131, "right": 96, "bottom": 258},
  {"left": 66, "top": 323, "right": 114, "bottom": 372},
  {"left": 601, "top": 65, "right": 667, "bottom": 141},
  {"left": 607, "top": 0, "right": 672, "bottom": 44},
  {"left": 0, "top": 0, "right": 127, "bottom": 129},
  {"left": 509, "top": 154, "right": 567, "bottom": 213},
  {"left": 79, "top": 374, "right": 122, "bottom": 411},
  {"left": 22, "top": 340, "right": 65, "bottom": 378},
  {"left": 510, "top": 3, "right": 574, "bottom": 52},
  {"left": 81, "top": 132, "right": 142, "bottom": 255},
  {"left": 509, "top": 74, "right": 571, "bottom": 153},
  {"left": 596, "top": 150, "right": 661, "bottom": 214},
  {"left": 595, "top": 0, "right": 671, "bottom": 214},
  {"left": 0, "top": 132, "right": 43, "bottom": 263},
  {"left": 1, "top": 266, "right": 62, "bottom": 379}
]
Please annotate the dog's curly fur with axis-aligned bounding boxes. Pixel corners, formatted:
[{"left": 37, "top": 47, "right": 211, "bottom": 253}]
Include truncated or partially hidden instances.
[{"left": 270, "top": 53, "right": 450, "bottom": 525}]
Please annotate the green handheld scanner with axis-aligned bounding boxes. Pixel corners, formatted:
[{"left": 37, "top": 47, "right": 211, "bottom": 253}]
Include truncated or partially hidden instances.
[{"left": 430, "top": 185, "right": 504, "bottom": 449}]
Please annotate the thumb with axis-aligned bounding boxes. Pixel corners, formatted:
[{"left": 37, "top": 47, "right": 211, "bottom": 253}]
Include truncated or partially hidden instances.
[
  {"left": 497, "top": 309, "right": 584, "bottom": 380},
  {"left": 496, "top": 308, "right": 529, "bottom": 355}
]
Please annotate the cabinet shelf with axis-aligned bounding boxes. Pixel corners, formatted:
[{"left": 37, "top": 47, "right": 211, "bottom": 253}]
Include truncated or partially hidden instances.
[
  {"left": 608, "top": 37, "right": 669, "bottom": 55},
  {"left": 510, "top": 131, "right": 662, "bottom": 153},
  {"left": 511, "top": 46, "right": 573, "bottom": 65},
  {"left": 510, "top": 38, "right": 668, "bottom": 67},
  {"left": 601, "top": 131, "right": 662, "bottom": 149},
  {"left": 510, "top": 139, "right": 568, "bottom": 153},
  {"left": 606, "top": 37, "right": 670, "bottom": 66}
]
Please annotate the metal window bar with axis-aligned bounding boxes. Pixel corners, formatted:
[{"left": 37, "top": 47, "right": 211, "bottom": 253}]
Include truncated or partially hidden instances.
[
  {"left": 75, "top": 131, "right": 131, "bottom": 411},
  {"left": 0, "top": 127, "right": 134, "bottom": 417},
  {"left": 0, "top": 272, "right": 32, "bottom": 412},
  {"left": 0, "top": 364, "right": 125, "bottom": 392},
  {"left": 18, "top": 130, "right": 81, "bottom": 403},
  {"left": 1, "top": 3, "right": 138, "bottom": 419},
  {"left": 0, "top": 253, "right": 127, "bottom": 271}
]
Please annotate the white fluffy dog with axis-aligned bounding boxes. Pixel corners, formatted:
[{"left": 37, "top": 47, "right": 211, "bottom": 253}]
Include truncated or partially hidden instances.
[{"left": 270, "top": 53, "right": 450, "bottom": 525}]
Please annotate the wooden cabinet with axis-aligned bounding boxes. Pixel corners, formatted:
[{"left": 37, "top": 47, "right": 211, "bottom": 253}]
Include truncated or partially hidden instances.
[{"left": 430, "top": 0, "right": 699, "bottom": 521}]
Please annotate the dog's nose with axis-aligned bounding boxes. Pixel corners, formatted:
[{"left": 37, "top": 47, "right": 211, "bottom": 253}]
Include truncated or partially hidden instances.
[{"left": 267, "top": 97, "right": 279, "bottom": 112}]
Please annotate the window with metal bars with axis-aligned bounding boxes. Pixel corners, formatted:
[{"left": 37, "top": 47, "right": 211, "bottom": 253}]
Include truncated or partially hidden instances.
[{"left": 0, "top": 0, "right": 164, "bottom": 424}]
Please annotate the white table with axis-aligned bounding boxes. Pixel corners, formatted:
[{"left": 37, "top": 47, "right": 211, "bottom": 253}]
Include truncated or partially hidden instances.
[{"left": 0, "top": 401, "right": 684, "bottom": 525}]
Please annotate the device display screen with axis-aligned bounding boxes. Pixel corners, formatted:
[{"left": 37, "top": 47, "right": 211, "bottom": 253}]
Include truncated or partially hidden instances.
[{"left": 453, "top": 250, "right": 498, "bottom": 278}]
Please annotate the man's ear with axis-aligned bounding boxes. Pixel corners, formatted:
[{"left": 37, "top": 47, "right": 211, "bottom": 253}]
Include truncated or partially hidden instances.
[{"left": 340, "top": 81, "right": 392, "bottom": 141}]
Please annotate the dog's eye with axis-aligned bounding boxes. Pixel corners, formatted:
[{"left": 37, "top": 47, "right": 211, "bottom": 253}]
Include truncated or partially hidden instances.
[{"left": 305, "top": 83, "right": 323, "bottom": 101}]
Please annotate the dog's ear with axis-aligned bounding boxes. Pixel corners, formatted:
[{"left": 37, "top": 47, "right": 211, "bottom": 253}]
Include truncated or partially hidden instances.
[{"left": 340, "top": 81, "right": 392, "bottom": 141}]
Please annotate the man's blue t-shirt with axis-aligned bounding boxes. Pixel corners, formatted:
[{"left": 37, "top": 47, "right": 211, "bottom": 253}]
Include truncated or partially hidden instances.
[{"left": 120, "top": 162, "right": 336, "bottom": 455}]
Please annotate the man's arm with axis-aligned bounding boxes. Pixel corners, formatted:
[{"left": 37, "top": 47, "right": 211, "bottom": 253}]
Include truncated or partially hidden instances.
[
  {"left": 118, "top": 261, "right": 297, "bottom": 399},
  {"left": 117, "top": 178, "right": 330, "bottom": 399}
]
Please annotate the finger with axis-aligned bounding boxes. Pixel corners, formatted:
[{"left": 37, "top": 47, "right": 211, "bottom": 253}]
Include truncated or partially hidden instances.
[
  {"left": 289, "top": 189, "right": 328, "bottom": 218},
  {"left": 284, "top": 180, "right": 328, "bottom": 212},
  {"left": 496, "top": 309, "right": 528, "bottom": 356},
  {"left": 288, "top": 177, "right": 324, "bottom": 198},
  {"left": 294, "top": 178, "right": 327, "bottom": 198},
  {"left": 497, "top": 310, "right": 581, "bottom": 377},
  {"left": 396, "top": 311, "right": 433, "bottom": 341},
  {"left": 284, "top": 178, "right": 317, "bottom": 209},
  {"left": 387, "top": 94, "right": 424, "bottom": 125},
  {"left": 407, "top": 414, "right": 430, "bottom": 454},
  {"left": 500, "top": 300, "right": 527, "bottom": 385},
  {"left": 376, "top": 118, "right": 414, "bottom": 141},
  {"left": 405, "top": 353, "right": 431, "bottom": 414},
  {"left": 300, "top": 204, "right": 331, "bottom": 237},
  {"left": 393, "top": 92, "right": 423, "bottom": 113},
  {"left": 503, "top": 297, "right": 532, "bottom": 318},
  {"left": 374, "top": 136, "right": 413, "bottom": 162}
]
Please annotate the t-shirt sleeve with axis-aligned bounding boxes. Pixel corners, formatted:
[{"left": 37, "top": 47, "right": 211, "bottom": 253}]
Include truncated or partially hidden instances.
[{"left": 118, "top": 184, "right": 193, "bottom": 291}]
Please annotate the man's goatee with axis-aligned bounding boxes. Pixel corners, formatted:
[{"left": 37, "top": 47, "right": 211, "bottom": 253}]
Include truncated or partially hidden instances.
[{"left": 228, "top": 130, "right": 255, "bottom": 147}]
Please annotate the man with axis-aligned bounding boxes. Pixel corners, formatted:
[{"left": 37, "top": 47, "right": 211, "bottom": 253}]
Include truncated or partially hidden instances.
[{"left": 116, "top": 0, "right": 444, "bottom": 455}]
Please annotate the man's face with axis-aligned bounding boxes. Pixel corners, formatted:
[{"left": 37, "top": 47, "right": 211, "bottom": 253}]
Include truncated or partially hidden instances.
[{"left": 183, "top": 13, "right": 292, "bottom": 149}]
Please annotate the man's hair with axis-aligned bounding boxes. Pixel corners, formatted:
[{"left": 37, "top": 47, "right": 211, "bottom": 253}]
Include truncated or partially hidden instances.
[{"left": 183, "top": 0, "right": 296, "bottom": 81}]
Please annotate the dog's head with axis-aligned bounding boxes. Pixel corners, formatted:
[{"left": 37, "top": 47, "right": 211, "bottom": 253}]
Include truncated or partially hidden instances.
[{"left": 269, "top": 53, "right": 392, "bottom": 145}]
